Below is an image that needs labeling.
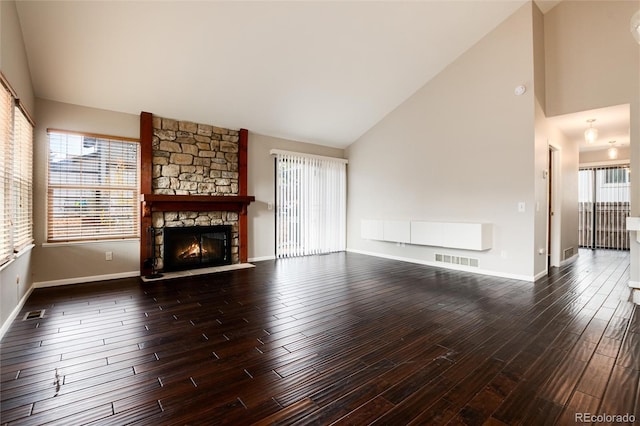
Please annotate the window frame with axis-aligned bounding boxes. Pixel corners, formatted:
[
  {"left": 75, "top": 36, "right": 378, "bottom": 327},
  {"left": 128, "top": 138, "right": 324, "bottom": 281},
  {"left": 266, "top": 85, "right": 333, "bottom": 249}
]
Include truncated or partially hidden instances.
[{"left": 46, "top": 129, "right": 141, "bottom": 243}]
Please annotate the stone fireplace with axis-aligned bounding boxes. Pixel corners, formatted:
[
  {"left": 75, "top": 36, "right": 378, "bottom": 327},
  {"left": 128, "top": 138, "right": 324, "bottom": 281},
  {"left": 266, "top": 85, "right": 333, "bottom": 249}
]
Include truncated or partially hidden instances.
[{"left": 139, "top": 112, "right": 254, "bottom": 276}]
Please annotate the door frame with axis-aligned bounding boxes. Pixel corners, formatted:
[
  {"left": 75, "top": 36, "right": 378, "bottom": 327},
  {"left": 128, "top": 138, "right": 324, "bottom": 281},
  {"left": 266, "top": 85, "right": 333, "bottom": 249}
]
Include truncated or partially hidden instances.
[{"left": 548, "top": 143, "right": 562, "bottom": 268}]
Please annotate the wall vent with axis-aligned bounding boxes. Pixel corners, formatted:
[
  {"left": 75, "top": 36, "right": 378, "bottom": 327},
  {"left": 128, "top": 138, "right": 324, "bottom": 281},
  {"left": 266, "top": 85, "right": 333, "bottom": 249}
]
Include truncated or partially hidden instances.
[
  {"left": 435, "top": 253, "right": 479, "bottom": 268},
  {"left": 563, "top": 247, "right": 575, "bottom": 260}
]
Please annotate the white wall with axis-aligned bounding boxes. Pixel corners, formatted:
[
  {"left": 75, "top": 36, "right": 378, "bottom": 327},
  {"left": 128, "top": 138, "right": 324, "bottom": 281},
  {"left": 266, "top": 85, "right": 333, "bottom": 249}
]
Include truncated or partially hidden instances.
[
  {"left": 580, "top": 147, "right": 631, "bottom": 165},
  {"left": 533, "top": 2, "right": 549, "bottom": 273},
  {"left": 346, "top": 3, "right": 539, "bottom": 280},
  {"left": 0, "top": 0, "right": 34, "bottom": 113},
  {"left": 535, "top": 100, "right": 580, "bottom": 265},
  {"left": 247, "top": 132, "right": 344, "bottom": 261}
]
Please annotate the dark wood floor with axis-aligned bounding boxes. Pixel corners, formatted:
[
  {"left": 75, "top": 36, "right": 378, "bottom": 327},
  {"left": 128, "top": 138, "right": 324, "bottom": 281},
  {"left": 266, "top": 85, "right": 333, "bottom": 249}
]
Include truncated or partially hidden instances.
[{"left": 1, "top": 250, "right": 638, "bottom": 425}]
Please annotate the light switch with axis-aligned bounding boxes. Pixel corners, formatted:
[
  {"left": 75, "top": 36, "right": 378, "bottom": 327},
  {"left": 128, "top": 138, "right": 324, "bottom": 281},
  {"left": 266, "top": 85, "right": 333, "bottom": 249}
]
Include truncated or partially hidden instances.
[{"left": 518, "top": 202, "right": 525, "bottom": 213}]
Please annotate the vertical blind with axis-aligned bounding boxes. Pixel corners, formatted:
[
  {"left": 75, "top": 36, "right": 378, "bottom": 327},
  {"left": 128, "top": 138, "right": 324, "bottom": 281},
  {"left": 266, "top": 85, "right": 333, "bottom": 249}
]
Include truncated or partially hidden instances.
[
  {"left": 274, "top": 151, "right": 347, "bottom": 258},
  {"left": 47, "top": 131, "right": 140, "bottom": 242},
  {"left": 578, "top": 165, "right": 630, "bottom": 250}
]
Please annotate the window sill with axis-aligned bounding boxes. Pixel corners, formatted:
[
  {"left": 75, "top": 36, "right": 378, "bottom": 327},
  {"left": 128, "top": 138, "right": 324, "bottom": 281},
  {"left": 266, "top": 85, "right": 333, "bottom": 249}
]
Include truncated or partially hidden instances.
[
  {"left": 0, "top": 243, "right": 35, "bottom": 273},
  {"left": 42, "top": 238, "right": 140, "bottom": 248}
]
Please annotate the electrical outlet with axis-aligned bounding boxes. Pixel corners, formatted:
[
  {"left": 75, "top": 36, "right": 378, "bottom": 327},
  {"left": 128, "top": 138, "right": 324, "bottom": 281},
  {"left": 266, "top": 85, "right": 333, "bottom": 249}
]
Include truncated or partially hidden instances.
[
  {"left": 105, "top": 251, "right": 113, "bottom": 261},
  {"left": 267, "top": 202, "right": 273, "bottom": 211}
]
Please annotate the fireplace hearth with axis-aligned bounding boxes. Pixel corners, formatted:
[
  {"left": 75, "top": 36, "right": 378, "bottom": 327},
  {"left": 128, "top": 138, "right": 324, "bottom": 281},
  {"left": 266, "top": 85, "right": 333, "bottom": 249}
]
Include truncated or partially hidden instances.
[{"left": 163, "top": 225, "right": 232, "bottom": 272}]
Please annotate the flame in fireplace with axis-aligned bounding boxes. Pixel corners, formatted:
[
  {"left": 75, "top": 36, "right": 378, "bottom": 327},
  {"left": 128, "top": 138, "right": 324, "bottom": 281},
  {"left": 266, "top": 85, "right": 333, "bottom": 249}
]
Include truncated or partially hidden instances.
[{"left": 178, "top": 237, "right": 208, "bottom": 260}]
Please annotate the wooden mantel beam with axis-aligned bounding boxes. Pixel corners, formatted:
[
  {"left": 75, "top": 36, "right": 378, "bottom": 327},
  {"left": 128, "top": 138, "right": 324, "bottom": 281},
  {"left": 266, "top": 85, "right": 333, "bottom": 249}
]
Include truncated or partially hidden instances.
[{"left": 141, "top": 195, "right": 255, "bottom": 217}]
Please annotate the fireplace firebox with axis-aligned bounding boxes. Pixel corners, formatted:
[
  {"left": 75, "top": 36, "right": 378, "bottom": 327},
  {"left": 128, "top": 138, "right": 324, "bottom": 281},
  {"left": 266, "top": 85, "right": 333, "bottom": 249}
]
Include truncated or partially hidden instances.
[{"left": 163, "top": 225, "right": 232, "bottom": 272}]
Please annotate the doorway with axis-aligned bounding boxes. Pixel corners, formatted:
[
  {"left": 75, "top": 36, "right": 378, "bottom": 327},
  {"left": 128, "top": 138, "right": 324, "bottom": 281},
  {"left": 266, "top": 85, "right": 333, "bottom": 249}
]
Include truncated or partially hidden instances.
[
  {"left": 578, "top": 165, "right": 631, "bottom": 250},
  {"left": 273, "top": 151, "right": 347, "bottom": 258}
]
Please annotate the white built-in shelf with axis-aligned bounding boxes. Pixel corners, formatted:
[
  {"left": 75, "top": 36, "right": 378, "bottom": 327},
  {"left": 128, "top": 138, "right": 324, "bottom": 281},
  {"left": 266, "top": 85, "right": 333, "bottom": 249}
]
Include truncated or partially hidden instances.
[
  {"left": 361, "top": 219, "right": 492, "bottom": 251},
  {"left": 626, "top": 217, "right": 640, "bottom": 243}
]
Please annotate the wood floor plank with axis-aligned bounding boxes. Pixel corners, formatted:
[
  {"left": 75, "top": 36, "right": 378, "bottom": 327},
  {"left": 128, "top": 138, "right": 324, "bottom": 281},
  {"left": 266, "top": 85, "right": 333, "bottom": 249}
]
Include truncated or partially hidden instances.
[
  {"left": 0, "top": 250, "right": 636, "bottom": 425},
  {"left": 330, "top": 395, "right": 395, "bottom": 426},
  {"left": 598, "top": 364, "right": 638, "bottom": 419},
  {"left": 575, "top": 353, "right": 616, "bottom": 398},
  {"left": 557, "top": 390, "right": 601, "bottom": 425}
]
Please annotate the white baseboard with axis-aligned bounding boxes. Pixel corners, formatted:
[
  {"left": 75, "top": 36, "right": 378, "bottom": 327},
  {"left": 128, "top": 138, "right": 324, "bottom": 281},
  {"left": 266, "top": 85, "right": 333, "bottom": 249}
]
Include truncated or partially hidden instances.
[
  {"left": 346, "top": 248, "right": 536, "bottom": 282},
  {"left": 533, "top": 269, "right": 548, "bottom": 281},
  {"left": 33, "top": 271, "right": 140, "bottom": 288},
  {"left": 249, "top": 255, "right": 276, "bottom": 262},
  {"left": 0, "top": 285, "right": 34, "bottom": 341}
]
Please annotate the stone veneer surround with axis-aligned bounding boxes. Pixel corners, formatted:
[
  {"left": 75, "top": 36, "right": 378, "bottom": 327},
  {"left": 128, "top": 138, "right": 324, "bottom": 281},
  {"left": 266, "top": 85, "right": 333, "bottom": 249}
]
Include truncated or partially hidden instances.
[{"left": 150, "top": 117, "right": 241, "bottom": 270}]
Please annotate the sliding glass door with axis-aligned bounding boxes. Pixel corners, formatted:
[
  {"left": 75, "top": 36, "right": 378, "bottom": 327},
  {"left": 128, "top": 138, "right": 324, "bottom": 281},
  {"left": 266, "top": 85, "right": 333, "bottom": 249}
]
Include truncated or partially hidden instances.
[
  {"left": 578, "top": 165, "right": 630, "bottom": 250},
  {"left": 274, "top": 151, "right": 347, "bottom": 258}
]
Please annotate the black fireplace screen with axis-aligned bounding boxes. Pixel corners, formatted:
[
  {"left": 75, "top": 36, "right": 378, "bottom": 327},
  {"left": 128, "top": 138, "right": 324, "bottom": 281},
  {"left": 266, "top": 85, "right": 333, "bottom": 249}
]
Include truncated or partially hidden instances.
[{"left": 163, "top": 225, "right": 232, "bottom": 272}]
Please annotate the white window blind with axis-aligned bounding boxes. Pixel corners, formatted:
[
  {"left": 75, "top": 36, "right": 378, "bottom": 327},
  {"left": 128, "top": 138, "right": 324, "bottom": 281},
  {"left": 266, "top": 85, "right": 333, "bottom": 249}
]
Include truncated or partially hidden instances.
[
  {"left": 47, "top": 131, "right": 140, "bottom": 242},
  {"left": 12, "top": 106, "right": 33, "bottom": 251},
  {"left": 0, "top": 77, "right": 34, "bottom": 266},
  {"left": 274, "top": 150, "right": 347, "bottom": 258},
  {"left": 0, "top": 84, "right": 11, "bottom": 263}
]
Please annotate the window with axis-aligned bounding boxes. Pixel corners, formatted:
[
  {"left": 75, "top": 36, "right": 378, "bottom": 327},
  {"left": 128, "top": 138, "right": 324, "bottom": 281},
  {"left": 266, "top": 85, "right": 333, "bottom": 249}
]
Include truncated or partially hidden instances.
[
  {"left": 1, "top": 76, "right": 34, "bottom": 266},
  {"left": 47, "top": 130, "right": 140, "bottom": 242},
  {"left": 578, "top": 165, "right": 630, "bottom": 250},
  {"left": 274, "top": 150, "right": 347, "bottom": 258},
  {"left": 0, "top": 83, "right": 11, "bottom": 263},
  {"left": 603, "top": 167, "right": 630, "bottom": 185},
  {"left": 13, "top": 105, "right": 34, "bottom": 251}
]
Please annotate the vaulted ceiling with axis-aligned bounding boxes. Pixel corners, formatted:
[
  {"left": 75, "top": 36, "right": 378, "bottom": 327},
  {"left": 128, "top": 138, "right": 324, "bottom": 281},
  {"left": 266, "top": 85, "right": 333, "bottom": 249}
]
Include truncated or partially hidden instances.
[{"left": 15, "top": 1, "right": 533, "bottom": 148}]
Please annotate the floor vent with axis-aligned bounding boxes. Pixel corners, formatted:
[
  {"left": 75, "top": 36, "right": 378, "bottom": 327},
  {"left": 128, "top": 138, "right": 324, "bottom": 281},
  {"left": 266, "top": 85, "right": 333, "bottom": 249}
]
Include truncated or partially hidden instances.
[
  {"left": 435, "top": 253, "right": 479, "bottom": 268},
  {"left": 23, "top": 310, "right": 45, "bottom": 321},
  {"left": 563, "top": 247, "right": 575, "bottom": 260}
]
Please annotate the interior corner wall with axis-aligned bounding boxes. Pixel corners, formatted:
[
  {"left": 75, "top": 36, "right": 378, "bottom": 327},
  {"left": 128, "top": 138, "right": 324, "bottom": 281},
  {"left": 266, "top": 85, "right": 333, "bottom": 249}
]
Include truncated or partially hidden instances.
[
  {"left": 558, "top": 134, "right": 580, "bottom": 263},
  {"left": 533, "top": 2, "right": 549, "bottom": 275},
  {"left": 534, "top": 100, "right": 549, "bottom": 275},
  {"left": 247, "top": 132, "right": 344, "bottom": 261},
  {"left": 535, "top": 100, "right": 580, "bottom": 266},
  {"left": 345, "top": 3, "right": 538, "bottom": 280},
  {"left": 545, "top": 0, "right": 640, "bottom": 288},
  {"left": 0, "top": 0, "right": 35, "bottom": 334},
  {"left": 0, "top": 0, "right": 34, "bottom": 114},
  {"left": 31, "top": 99, "right": 141, "bottom": 285}
]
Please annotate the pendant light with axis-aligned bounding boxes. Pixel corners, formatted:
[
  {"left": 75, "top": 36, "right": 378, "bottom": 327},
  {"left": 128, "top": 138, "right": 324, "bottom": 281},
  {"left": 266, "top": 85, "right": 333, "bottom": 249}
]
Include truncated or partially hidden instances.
[
  {"left": 608, "top": 141, "right": 618, "bottom": 160},
  {"left": 584, "top": 119, "right": 598, "bottom": 144}
]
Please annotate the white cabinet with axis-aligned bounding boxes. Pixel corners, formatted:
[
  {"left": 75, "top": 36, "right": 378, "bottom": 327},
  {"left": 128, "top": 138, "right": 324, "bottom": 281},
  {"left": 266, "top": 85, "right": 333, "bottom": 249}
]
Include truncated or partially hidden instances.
[{"left": 361, "top": 220, "right": 492, "bottom": 251}]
